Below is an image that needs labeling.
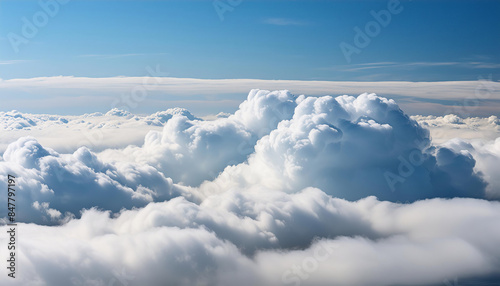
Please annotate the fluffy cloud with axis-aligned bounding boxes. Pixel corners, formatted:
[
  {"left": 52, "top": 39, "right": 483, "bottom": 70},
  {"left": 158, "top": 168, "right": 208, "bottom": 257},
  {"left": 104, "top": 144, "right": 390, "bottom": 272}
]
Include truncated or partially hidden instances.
[
  {"left": 1, "top": 90, "right": 497, "bottom": 223},
  {"left": 443, "top": 137, "right": 500, "bottom": 199},
  {"left": 0, "top": 90, "right": 297, "bottom": 222},
  {"left": 198, "top": 93, "right": 487, "bottom": 202},
  {"left": 1, "top": 190, "right": 500, "bottom": 285},
  {"left": 0, "top": 110, "right": 39, "bottom": 130},
  {"left": 0, "top": 89, "right": 500, "bottom": 285},
  {"left": 0, "top": 107, "right": 199, "bottom": 154},
  {"left": 0, "top": 137, "right": 182, "bottom": 224},
  {"left": 0, "top": 110, "right": 163, "bottom": 154},
  {"left": 413, "top": 114, "right": 500, "bottom": 144},
  {"left": 99, "top": 89, "right": 296, "bottom": 186},
  {"left": 144, "top": 107, "right": 200, "bottom": 126}
]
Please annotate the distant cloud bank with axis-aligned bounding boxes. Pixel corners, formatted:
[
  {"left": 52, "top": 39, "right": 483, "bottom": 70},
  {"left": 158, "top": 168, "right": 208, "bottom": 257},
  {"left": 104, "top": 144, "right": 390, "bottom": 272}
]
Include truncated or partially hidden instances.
[{"left": 1, "top": 76, "right": 499, "bottom": 116}]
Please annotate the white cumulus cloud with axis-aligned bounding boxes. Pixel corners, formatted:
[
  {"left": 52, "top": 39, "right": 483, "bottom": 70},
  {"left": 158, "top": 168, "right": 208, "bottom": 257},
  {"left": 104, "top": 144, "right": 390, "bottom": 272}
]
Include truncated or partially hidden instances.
[{"left": 0, "top": 89, "right": 500, "bottom": 285}]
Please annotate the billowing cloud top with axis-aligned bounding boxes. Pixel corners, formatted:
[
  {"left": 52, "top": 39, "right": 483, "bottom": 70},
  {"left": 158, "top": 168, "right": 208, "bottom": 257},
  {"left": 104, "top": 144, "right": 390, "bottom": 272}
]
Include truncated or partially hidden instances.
[{"left": 1, "top": 90, "right": 500, "bottom": 285}]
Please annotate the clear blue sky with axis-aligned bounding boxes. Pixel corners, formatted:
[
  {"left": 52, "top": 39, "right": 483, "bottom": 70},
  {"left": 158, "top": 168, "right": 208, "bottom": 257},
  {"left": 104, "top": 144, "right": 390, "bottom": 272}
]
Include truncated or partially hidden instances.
[{"left": 1, "top": 0, "right": 499, "bottom": 81}]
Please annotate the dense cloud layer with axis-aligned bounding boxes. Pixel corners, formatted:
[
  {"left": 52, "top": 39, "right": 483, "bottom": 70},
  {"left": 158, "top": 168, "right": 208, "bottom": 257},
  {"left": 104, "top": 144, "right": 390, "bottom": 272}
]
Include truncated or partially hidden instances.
[
  {"left": 1, "top": 90, "right": 494, "bottom": 223},
  {"left": 1, "top": 191, "right": 500, "bottom": 285},
  {"left": 0, "top": 89, "right": 499, "bottom": 285}
]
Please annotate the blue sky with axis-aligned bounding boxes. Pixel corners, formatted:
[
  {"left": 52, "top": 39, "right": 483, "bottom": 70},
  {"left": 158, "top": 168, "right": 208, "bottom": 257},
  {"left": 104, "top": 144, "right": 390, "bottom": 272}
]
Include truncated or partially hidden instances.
[{"left": 1, "top": 0, "right": 499, "bottom": 81}]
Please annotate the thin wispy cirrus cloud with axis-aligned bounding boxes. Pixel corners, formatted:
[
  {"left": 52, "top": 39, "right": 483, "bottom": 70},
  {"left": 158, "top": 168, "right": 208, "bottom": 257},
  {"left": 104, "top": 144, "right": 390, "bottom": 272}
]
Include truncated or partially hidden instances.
[{"left": 335, "top": 61, "right": 500, "bottom": 72}]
